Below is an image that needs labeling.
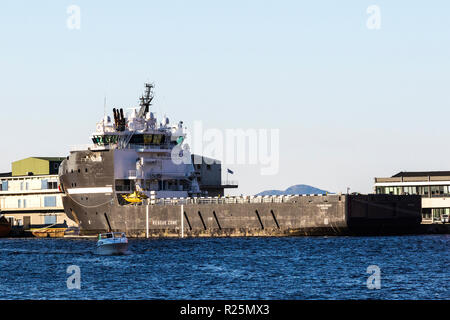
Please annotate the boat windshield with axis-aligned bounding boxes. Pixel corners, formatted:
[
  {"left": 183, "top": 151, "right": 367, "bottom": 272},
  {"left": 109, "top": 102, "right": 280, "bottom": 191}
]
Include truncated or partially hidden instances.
[
  {"left": 99, "top": 233, "right": 114, "bottom": 240},
  {"left": 113, "top": 232, "right": 125, "bottom": 238}
]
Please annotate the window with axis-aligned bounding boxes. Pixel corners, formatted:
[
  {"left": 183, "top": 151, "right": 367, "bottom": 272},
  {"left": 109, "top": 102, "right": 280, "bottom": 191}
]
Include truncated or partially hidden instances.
[
  {"left": 430, "top": 186, "right": 444, "bottom": 197},
  {"left": 0, "top": 181, "right": 6, "bottom": 191},
  {"left": 143, "top": 134, "right": 153, "bottom": 144},
  {"left": 47, "top": 181, "right": 57, "bottom": 189},
  {"left": 376, "top": 187, "right": 385, "bottom": 194},
  {"left": 115, "top": 180, "right": 132, "bottom": 192},
  {"left": 418, "top": 186, "right": 429, "bottom": 196},
  {"left": 44, "top": 215, "right": 57, "bottom": 224},
  {"left": 383, "top": 186, "right": 395, "bottom": 195},
  {"left": 44, "top": 196, "right": 57, "bottom": 207},
  {"left": 422, "top": 208, "right": 432, "bottom": 220},
  {"left": 18, "top": 199, "right": 22, "bottom": 208},
  {"left": 41, "top": 179, "right": 48, "bottom": 190},
  {"left": 23, "top": 199, "right": 27, "bottom": 208},
  {"left": 432, "top": 208, "right": 447, "bottom": 219},
  {"left": 152, "top": 134, "right": 163, "bottom": 144},
  {"left": 403, "top": 186, "right": 418, "bottom": 195}
]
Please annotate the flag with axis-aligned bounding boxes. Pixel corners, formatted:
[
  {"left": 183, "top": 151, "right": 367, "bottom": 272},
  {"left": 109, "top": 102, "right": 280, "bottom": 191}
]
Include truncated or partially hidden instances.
[{"left": 227, "top": 169, "right": 234, "bottom": 174}]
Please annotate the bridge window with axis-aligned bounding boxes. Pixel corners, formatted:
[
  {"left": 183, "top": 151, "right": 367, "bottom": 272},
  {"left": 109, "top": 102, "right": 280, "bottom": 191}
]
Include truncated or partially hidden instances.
[{"left": 115, "top": 179, "right": 132, "bottom": 192}]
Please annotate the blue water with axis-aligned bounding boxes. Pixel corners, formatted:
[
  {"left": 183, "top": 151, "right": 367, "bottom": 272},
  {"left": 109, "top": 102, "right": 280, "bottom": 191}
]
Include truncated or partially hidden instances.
[{"left": 0, "top": 235, "right": 448, "bottom": 300}]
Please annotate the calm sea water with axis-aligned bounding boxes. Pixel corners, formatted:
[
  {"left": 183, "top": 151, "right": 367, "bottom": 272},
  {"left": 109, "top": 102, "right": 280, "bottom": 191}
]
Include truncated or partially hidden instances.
[{"left": 0, "top": 235, "right": 448, "bottom": 300}]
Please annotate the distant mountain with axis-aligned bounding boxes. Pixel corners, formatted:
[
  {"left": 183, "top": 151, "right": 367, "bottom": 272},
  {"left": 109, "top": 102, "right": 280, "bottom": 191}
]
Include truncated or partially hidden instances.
[{"left": 256, "top": 184, "right": 330, "bottom": 196}]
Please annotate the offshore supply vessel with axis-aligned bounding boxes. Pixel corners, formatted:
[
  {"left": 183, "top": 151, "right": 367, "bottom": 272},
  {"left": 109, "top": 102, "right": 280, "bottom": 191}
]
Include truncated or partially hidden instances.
[{"left": 58, "top": 83, "right": 422, "bottom": 237}]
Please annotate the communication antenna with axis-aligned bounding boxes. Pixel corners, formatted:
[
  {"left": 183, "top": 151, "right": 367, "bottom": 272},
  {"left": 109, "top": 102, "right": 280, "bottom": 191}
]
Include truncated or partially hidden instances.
[
  {"left": 138, "top": 83, "right": 154, "bottom": 118},
  {"left": 104, "top": 96, "right": 107, "bottom": 117},
  {"left": 103, "top": 95, "right": 107, "bottom": 131}
]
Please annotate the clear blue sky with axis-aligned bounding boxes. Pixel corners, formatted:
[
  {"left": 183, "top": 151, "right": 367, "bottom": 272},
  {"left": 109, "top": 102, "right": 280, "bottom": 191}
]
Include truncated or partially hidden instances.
[{"left": 0, "top": 1, "right": 449, "bottom": 195}]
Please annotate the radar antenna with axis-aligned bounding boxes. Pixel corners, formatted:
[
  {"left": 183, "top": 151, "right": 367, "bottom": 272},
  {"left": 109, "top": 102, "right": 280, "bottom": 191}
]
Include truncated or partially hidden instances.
[{"left": 138, "top": 83, "right": 154, "bottom": 118}]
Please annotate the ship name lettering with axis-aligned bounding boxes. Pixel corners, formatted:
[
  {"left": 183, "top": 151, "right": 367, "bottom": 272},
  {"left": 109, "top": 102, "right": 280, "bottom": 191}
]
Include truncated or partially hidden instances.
[{"left": 151, "top": 220, "right": 178, "bottom": 226}]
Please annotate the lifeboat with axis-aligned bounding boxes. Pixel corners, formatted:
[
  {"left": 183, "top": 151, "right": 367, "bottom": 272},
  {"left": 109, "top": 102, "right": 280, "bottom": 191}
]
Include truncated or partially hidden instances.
[{"left": 121, "top": 191, "right": 148, "bottom": 204}]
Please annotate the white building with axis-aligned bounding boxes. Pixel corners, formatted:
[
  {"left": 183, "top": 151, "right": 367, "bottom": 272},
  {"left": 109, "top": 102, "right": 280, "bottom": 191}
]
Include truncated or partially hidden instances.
[
  {"left": 0, "top": 157, "right": 77, "bottom": 228},
  {"left": 374, "top": 171, "right": 450, "bottom": 223}
]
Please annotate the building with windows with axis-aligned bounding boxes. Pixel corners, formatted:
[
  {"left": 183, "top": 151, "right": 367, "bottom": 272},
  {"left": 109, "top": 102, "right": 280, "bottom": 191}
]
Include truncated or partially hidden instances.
[
  {"left": 374, "top": 171, "right": 450, "bottom": 222},
  {"left": 0, "top": 157, "right": 77, "bottom": 228}
]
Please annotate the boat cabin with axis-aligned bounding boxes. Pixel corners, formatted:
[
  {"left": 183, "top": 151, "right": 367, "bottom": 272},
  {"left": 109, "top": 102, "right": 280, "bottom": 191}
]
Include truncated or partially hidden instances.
[{"left": 98, "top": 232, "right": 126, "bottom": 240}]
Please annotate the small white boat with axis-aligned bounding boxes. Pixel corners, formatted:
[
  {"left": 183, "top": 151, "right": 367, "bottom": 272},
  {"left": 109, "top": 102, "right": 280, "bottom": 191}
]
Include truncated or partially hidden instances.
[{"left": 96, "top": 232, "right": 128, "bottom": 255}]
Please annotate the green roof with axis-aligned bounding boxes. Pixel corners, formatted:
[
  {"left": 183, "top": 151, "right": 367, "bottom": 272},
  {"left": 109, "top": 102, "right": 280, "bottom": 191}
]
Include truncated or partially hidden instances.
[
  {"left": 11, "top": 157, "right": 65, "bottom": 176},
  {"left": 33, "top": 157, "right": 66, "bottom": 161}
]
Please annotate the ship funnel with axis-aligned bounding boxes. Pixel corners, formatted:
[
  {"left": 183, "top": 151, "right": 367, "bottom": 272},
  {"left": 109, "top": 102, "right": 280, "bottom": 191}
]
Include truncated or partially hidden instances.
[
  {"left": 113, "top": 108, "right": 126, "bottom": 131},
  {"left": 113, "top": 108, "right": 118, "bottom": 127}
]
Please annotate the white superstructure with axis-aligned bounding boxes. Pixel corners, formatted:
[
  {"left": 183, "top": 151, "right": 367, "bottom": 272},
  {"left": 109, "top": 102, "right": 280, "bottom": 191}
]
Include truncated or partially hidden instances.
[{"left": 78, "top": 83, "right": 201, "bottom": 199}]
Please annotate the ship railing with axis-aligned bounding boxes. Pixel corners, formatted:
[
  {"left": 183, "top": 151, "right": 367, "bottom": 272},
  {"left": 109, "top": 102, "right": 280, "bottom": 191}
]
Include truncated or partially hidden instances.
[
  {"left": 127, "top": 170, "right": 146, "bottom": 179},
  {"left": 123, "top": 143, "right": 172, "bottom": 151},
  {"left": 127, "top": 170, "right": 189, "bottom": 180},
  {"left": 128, "top": 170, "right": 137, "bottom": 178},
  {"left": 221, "top": 180, "right": 239, "bottom": 186},
  {"left": 148, "top": 194, "right": 303, "bottom": 205},
  {"left": 145, "top": 172, "right": 189, "bottom": 179}
]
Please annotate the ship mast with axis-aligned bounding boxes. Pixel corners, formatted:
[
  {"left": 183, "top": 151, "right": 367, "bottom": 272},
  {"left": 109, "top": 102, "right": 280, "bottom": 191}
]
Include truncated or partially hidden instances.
[{"left": 138, "top": 83, "right": 154, "bottom": 118}]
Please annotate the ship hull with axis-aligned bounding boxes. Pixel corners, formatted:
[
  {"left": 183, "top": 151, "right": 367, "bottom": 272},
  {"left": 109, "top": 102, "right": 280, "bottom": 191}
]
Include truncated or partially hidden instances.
[
  {"left": 61, "top": 193, "right": 422, "bottom": 237},
  {"left": 95, "top": 243, "right": 128, "bottom": 255}
]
